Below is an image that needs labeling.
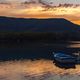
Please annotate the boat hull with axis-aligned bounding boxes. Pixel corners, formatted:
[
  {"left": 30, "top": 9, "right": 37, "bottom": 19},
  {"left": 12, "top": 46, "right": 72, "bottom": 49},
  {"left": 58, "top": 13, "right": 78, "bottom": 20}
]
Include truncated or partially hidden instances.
[{"left": 53, "top": 52, "right": 77, "bottom": 63}]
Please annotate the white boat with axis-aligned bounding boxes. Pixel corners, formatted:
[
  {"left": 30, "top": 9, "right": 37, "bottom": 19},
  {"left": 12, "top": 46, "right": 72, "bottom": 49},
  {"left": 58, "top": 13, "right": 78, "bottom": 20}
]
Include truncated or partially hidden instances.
[{"left": 52, "top": 52, "right": 80, "bottom": 63}]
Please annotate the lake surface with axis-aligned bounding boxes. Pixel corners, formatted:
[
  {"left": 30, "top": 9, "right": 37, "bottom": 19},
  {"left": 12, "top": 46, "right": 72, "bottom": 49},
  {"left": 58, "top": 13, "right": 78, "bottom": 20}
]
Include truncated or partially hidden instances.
[
  {"left": 0, "top": 41, "right": 80, "bottom": 80},
  {"left": 0, "top": 60, "right": 80, "bottom": 80},
  {"left": 0, "top": 41, "right": 80, "bottom": 60}
]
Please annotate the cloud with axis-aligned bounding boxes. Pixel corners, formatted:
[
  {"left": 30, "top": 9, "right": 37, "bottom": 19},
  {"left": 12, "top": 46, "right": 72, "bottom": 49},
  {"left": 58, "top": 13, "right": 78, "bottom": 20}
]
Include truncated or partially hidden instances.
[
  {"left": 0, "top": 0, "right": 80, "bottom": 25},
  {"left": 0, "top": 0, "right": 80, "bottom": 4}
]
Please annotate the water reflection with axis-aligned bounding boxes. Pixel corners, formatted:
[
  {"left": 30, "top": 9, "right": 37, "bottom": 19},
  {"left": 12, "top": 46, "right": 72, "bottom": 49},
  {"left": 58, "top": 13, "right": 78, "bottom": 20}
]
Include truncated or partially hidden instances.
[
  {"left": 0, "top": 60, "right": 80, "bottom": 80},
  {"left": 54, "top": 62, "right": 76, "bottom": 69},
  {"left": 0, "top": 42, "right": 80, "bottom": 61},
  {"left": 0, "top": 41, "right": 80, "bottom": 80}
]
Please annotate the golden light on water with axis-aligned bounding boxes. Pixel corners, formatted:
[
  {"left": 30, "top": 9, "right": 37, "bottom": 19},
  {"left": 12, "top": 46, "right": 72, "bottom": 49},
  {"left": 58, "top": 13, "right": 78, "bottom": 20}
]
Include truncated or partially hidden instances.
[
  {"left": 0, "top": 4, "right": 80, "bottom": 25},
  {"left": 0, "top": 60, "right": 80, "bottom": 80}
]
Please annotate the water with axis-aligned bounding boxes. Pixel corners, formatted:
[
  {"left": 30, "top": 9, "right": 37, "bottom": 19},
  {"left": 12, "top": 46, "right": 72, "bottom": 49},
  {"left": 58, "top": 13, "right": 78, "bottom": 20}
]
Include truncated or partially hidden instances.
[
  {"left": 0, "top": 42, "right": 80, "bottom": 80},
  {"left": 0, "top": 41, "right": 80, "bottom": 60},
  {"left": 0, "top": 60, "right": 80, "bottom": 80}
]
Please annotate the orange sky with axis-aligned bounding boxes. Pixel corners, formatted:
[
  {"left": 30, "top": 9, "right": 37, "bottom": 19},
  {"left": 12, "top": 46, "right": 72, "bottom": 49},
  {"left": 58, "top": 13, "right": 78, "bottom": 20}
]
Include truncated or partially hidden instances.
[{"left": 0, "top": 4, "right": 80, "bottom": 25}]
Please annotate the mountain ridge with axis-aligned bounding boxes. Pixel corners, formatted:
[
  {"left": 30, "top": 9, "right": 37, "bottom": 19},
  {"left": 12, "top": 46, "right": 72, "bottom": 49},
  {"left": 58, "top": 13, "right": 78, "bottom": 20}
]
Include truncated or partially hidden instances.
[{"left": 0, "top": 16, "right": 80, "bottom": 32}]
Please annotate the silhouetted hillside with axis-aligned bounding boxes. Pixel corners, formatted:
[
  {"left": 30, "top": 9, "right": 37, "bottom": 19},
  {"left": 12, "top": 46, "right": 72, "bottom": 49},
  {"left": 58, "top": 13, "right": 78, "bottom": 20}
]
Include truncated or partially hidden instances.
[
  {"left": 0, "top": 17, "right": 80, "bottom": 61},
  {"left": 0, "top": 16, "right": 80, "bottom": 32},
  {"left": 0, "top": 16, "right": 80, "bottom": 42}
]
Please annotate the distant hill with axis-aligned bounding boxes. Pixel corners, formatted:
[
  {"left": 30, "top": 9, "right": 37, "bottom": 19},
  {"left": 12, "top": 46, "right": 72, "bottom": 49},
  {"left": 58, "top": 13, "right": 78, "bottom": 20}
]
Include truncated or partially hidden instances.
[{"left": 0, "top": 16, "right": 80, "bottom": 32}]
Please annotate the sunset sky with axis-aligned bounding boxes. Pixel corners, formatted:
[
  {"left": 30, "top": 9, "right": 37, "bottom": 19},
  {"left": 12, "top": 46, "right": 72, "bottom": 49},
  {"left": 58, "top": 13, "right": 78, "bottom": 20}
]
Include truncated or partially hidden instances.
[
  {"left": 0, "top": 0, "right": 80, "bottom": 4},
  {"left": 0, "top": 0, "right": 80, "bottom": 25}
]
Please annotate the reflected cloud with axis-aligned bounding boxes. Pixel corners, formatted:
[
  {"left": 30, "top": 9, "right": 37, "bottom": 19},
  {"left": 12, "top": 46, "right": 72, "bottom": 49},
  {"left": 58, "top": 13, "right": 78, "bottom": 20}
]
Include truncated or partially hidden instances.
[{"left": 0, "top": 60, "right": 80, "bottom": 80}]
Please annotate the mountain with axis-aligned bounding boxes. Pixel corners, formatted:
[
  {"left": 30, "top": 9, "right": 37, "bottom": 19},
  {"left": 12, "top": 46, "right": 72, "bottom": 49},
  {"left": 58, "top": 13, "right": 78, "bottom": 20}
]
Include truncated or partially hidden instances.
[{"left": 0, "top": 16, "right": 80, "bottom": 32}]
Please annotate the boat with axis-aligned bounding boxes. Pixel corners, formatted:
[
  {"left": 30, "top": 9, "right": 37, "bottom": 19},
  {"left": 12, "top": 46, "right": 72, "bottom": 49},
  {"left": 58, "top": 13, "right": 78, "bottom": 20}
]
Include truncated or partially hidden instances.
[{"left": 53, "top": 52, "right": 77, "bottom": 63}]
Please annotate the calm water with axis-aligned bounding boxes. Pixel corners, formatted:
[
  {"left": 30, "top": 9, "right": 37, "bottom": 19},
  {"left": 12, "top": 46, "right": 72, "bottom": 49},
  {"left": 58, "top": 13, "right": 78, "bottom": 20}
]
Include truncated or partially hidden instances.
[
  {"left": 0, "top": 42, "right": 80, "bottom": 60},
  {"left": 0, "top": 60, "right": 80, "bottom": 80},
  {"left": 0, "top": 42, "right": 80, "bottom": 80}
]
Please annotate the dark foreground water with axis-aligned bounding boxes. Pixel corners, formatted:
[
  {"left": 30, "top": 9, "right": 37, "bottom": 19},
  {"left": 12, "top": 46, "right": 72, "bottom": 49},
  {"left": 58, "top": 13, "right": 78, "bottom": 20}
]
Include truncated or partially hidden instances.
[
  {"left": 0, "top": 41, "right": 80, "bottom": 60},
  {"left": 0, "top": 42, "right": 80, "bottom": 80}
]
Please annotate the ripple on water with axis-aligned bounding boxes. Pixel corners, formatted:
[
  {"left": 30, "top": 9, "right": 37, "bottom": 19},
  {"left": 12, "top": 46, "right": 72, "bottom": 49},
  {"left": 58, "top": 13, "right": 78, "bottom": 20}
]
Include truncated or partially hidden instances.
[{"left": 0, "top": 60, "right": 80, "bottom": 80}]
